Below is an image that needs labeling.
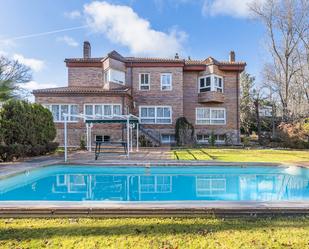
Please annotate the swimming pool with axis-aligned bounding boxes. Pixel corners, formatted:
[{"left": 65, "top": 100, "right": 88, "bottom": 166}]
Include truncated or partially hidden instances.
[{"left": 0, "top": 165, "right": 309, "bottom": 202}]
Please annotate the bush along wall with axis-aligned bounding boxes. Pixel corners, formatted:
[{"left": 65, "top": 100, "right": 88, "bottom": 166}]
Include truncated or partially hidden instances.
[
  {"left": 175, "top": 117, "right": 195, "bottom": 147},
  {"left": 0, "top": 100, "right": 58, "bottom": 162}
]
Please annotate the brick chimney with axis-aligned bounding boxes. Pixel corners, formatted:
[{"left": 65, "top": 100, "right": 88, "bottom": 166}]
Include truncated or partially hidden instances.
[
  {"left": 83, "top": 41, "right": 91, "bottom": 59},
  {"left": 229, "top": 51, "right": 235, "bottom": 62}
]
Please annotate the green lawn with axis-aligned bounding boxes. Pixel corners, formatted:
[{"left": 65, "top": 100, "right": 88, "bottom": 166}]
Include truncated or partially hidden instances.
[
  {"left": 0, "top": 217, "right": 308, "bottom": 248},
  {"left": 172, "top": 148, "right": 309, "bottom": 163}
]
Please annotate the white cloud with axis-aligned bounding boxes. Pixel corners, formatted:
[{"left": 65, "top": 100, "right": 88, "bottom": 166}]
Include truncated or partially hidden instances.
[
  {"left": 21, "top": 81, "right": 59, "bottom": 91},
  {"left": 13, "top": 54, "right": 45, "bottom": 72},
  {"left": 0, "top": 38, "right": 16, "bottom": 51},
  {"left": 19, "top": 81, "right": 60, "bottom": 102},
  {"left": 0, "top": 50, "right": 8, "bottom": 56},
  {"left": 57, "top": 35, "right": 79, "bottom": 47},
  {"left": 64, "top": 10, "right": 81, "bottom": 19},
  {"left": 202, "top": 0, "right": 265, "bottom": 18},
  {"left": 84, "top": 1, "right": 187, "bottom": 57}
]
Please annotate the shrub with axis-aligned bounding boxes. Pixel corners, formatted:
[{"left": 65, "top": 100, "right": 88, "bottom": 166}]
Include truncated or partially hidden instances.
[
  {"left": 241, "top": 136, "right": 250, "bottom": 147},
  {"left": 0, "top": 100, "right": 58, "bottom": 161},
  {"left": 45, "top": 142, "right": 59, "bottom": 153},
  {"left": 80, "top": 137, "right": 86, "bottom": 150},
  {"left": 277, "top": 120, "right": 309, "bottom": 149},
  {"left": 139, "top": 135, "right": 153, "bottom": 147},
  {"left": 175, "top": 117, "right": 194, "bottom": 147},
  {"left": 208, "top": 131, "right": 216, "bottom": 146}
]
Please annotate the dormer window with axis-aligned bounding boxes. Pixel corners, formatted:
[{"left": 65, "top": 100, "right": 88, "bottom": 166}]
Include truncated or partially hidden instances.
[
  {"left": 198, "top": 74, "right": 223, "bottom": 93},
  {"left": 107, "top": 69, "right": 125, "bottom": 85}
]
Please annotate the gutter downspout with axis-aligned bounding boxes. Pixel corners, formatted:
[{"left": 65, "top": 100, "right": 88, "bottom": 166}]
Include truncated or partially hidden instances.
[
  {"left": 122, "top": 95, "right": 125, "bottom": 141},
  {"left": 236, "top": 72, "right": 240, "bottom": 144}
]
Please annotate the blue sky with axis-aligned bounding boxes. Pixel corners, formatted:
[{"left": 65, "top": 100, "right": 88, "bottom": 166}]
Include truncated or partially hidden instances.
[{"left": 0, "top": 0, "right": 266, "bottom": 97}]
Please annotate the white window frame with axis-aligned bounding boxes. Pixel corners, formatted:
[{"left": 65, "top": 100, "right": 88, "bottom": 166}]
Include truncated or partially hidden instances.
[
  {"left": 196, "top": 134, "right": 225, "bottom": 144},
  {"left": 214, "top": 75, "right": 224, "bottom": 93},
  {"left": 56, "top": 175, "right": 68, "bottom": 186},
  {"left": 44, "top": 104, "right": 79, "bottom": 123},
  {"left": 107, "top": 68, "right": 126, "bottom": 85},
  {"left": 160, "top": 73, "right": 172, "bottom": 91},
  {"left": 196, "top": 107, "right": 226, "bottom": 125},
  {"left": 161, "top": 134, "right": 175, "bottom": 144},
  {"left": 139, "top": 73, "right": 150, "bottom": 91},
  {"left": 196, "top": 177, "right": 226, "bottom": 196},
  {"left": 139, "top": 106, "right": 172, "bottom": 124},
  {"left": 83, "top": 103, "right": 122, "bottom": 120},
  {"left": 139, "top": 176, "right": 172, "bottom": 193},
  {"left": 198, "top": 74, "right": 224, "bottom": 93},
  {"left": 196, "top": 134, "right": 210, "bottom": 143}
]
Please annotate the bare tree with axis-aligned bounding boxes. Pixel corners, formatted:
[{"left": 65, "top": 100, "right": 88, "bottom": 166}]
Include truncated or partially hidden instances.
[
  {"left": 240, "top": 71, "right": 255, "bottom": 135},
  {"left": 0, "top": 56, "right": 32, "bottom": 101},
  {"left": 250, "top": 0, "right": 309, "bottom": 120}
]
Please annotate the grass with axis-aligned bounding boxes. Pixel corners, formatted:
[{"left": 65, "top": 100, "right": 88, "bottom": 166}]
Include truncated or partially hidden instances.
[
  {"left": 0, "top": 217, "right": 308, "bottom": 248},
  {"left": 172, "top": 148, "right": 309, "bottom": 163}
]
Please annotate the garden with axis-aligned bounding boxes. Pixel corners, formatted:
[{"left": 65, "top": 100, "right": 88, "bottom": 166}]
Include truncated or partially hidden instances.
[{"left": 172, "top": 148, "right": 309, "bottom": 164}]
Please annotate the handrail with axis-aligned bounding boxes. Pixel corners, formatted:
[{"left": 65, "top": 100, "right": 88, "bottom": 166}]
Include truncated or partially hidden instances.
[{"left": 139, "top": 125, "right": 161, "bottom": 146}]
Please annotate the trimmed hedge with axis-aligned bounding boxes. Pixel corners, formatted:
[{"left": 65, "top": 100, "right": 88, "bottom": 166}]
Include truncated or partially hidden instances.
[{"left": 0, "top": 100, "right": 58, "bottom": 161}]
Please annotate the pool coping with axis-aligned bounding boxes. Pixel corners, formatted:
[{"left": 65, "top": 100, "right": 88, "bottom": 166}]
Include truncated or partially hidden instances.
[
  {"left": 0, "top": 201, "right": 309, "bottom": 217},
  {"left": 0, "top": 159, "right": 291, "bottom": 179}
]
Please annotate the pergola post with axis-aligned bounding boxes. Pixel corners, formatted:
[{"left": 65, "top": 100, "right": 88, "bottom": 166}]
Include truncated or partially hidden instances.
[
  {"left": 86, "top": 123, "right": 89, "bottom": 151},
  {"left": 64, "top": 115, "right": 68, "bottom": 162},
  {"left": 127, "top": 117, "right": 130, "bottom": 158},
  {"left": 130, "top": 125, "right": 133, "bottom": 152},
  {"left": 89, "top": 124, "right": 92, "bottom": 152},
  {"left": 136, "top": 123, "right": 139, "bottom": 152}
]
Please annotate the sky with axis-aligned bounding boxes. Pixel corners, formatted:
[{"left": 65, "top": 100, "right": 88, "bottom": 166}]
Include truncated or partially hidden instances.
[{"left": 0, "top": 0, "right": 267, "bottom": 99}]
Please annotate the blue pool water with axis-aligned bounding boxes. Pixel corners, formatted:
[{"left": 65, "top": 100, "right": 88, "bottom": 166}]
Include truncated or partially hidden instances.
[{"left": 0, "top": 165, "right": 309, "bottom": 202}]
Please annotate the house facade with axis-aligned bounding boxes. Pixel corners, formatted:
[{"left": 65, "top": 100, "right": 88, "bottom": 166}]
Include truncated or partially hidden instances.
[{"left": 33, "top": 41, "right": 246, "bottom": 147}]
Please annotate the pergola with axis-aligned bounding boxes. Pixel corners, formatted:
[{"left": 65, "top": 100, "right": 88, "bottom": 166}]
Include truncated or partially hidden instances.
[{"left": 63, "top": 113, "right": 140, "bottom": 162}]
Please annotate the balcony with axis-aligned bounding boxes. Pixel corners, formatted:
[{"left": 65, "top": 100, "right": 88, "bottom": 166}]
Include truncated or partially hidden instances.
[{"left": 198, "top": 91, "right": 224, "bottom": 103}]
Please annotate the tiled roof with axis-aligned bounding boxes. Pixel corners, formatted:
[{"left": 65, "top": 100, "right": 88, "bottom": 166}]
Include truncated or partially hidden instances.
[
  {"left": 125, "top": 57, "right": 184, "bottom": 63},
  {"left": 64, "top": 50, "right": 246, "bottom": 66},
  {"left": 184, "top": 57, "right": 246, "bottom": 66},
  {"left": 33, "top": 86, "right": 130, "bottom": 95},
  {"left": 64, "top": 57, "right": 104, "bottom": 63},
  {"left": 218, "top": 61, "right": 247, "bottom": 65}
]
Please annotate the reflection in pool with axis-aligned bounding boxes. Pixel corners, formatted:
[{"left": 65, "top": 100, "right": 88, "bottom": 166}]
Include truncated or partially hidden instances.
[{"left": 0, "top": 165, "right": 309, "bottom": 201}]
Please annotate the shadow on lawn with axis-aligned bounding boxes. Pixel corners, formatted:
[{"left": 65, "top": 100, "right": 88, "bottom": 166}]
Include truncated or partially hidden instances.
[{"left": 0, "top": 218, "right": 309, "bottom": 240}]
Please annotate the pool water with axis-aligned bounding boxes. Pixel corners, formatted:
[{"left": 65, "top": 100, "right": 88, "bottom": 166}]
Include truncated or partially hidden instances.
[{"left": 0, "top": 165, "right": 309, "bottom": 202}]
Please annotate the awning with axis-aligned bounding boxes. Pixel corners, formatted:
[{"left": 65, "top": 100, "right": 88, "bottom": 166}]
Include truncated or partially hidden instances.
[
  {"left": 85, "top": 118, "right": 139, "bottom": 124},
  {"left": 85, "top": 114, "right": 139, "bottom": 124}
]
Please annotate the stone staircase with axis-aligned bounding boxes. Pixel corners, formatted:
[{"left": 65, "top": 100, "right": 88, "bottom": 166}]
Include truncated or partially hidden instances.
[{"left": 138, "top": 125, "right": 161, "bottom": 147}]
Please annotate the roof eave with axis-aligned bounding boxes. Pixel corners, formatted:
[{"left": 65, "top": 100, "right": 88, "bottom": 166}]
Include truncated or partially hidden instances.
[{"left": 218, "top": 63, "right": 247, "bottom": 72}]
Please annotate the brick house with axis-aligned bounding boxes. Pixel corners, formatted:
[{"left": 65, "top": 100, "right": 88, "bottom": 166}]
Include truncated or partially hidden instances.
[{"left": 33, "top": 41, "right": 246, "bottom": 147}]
